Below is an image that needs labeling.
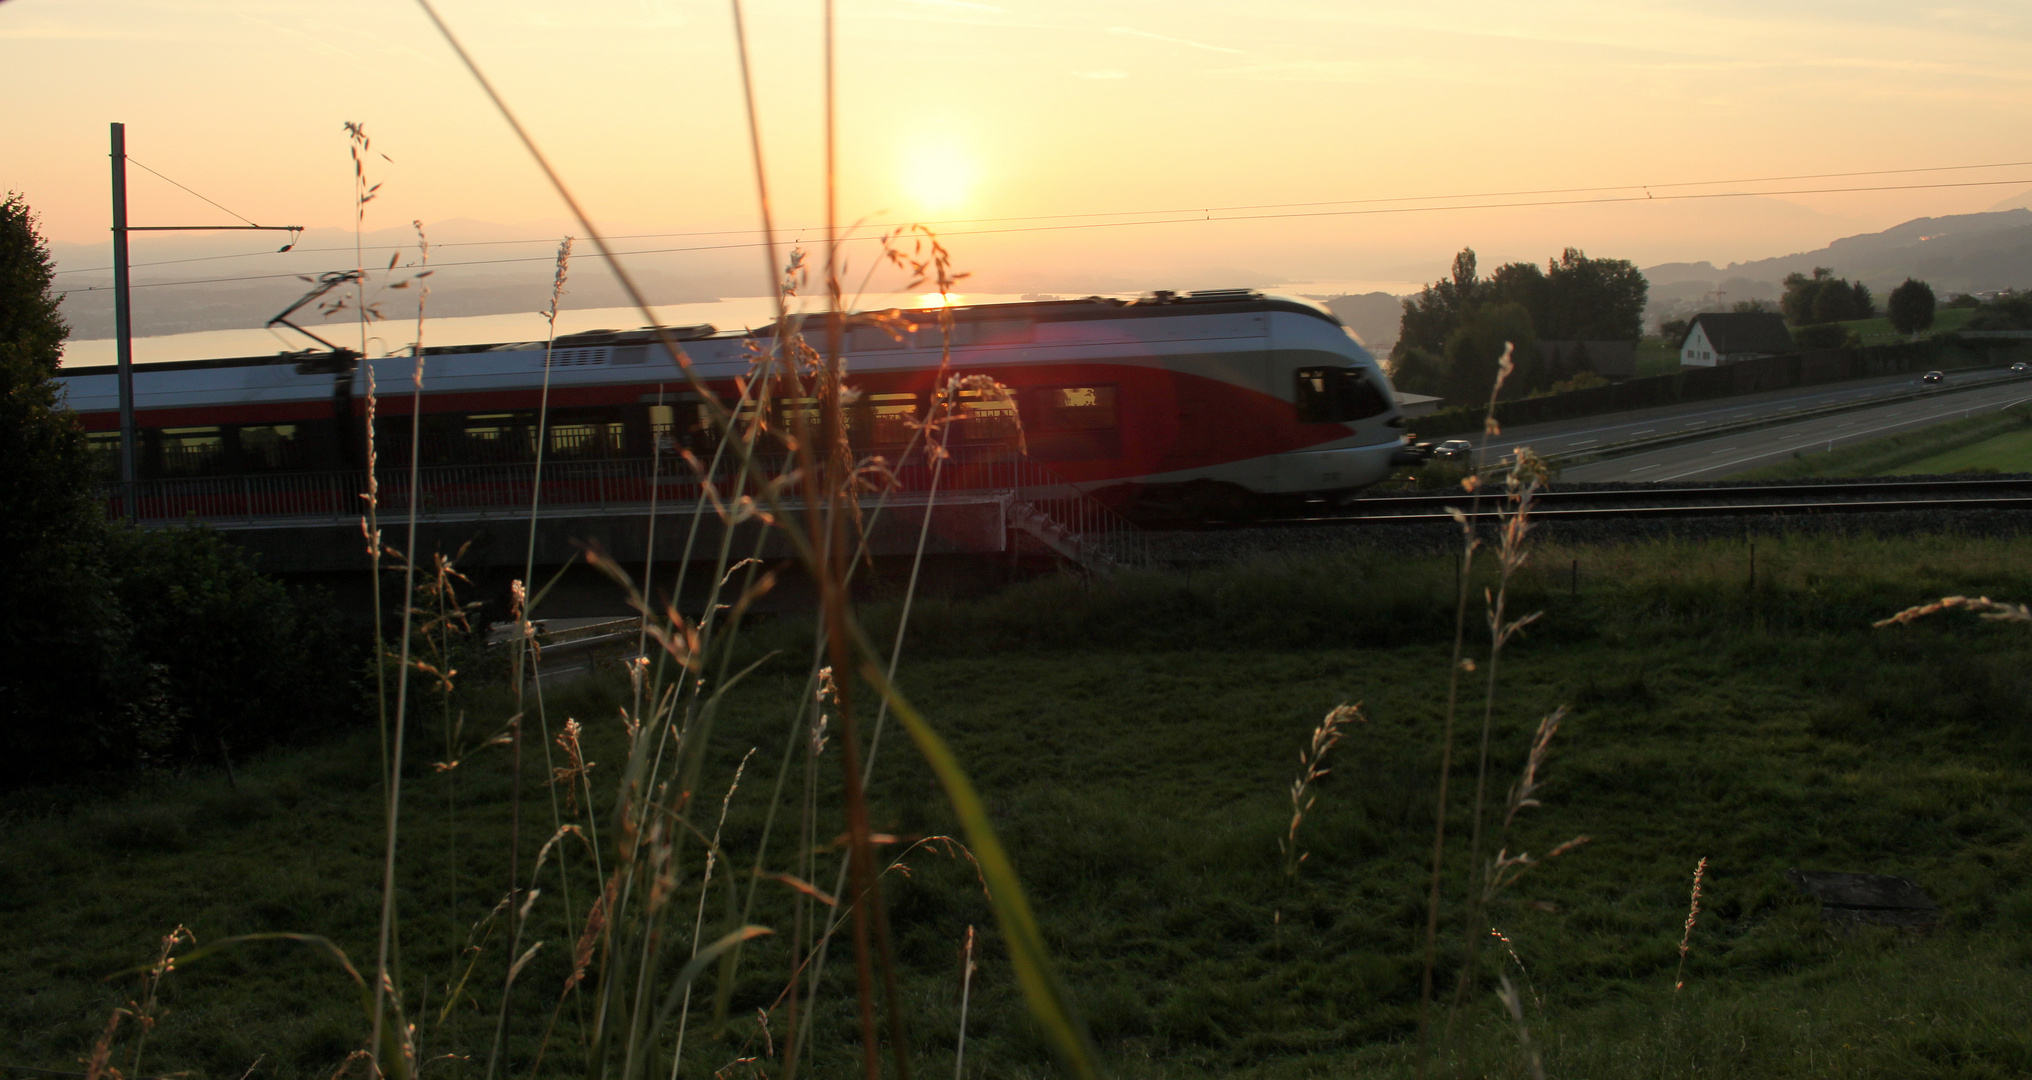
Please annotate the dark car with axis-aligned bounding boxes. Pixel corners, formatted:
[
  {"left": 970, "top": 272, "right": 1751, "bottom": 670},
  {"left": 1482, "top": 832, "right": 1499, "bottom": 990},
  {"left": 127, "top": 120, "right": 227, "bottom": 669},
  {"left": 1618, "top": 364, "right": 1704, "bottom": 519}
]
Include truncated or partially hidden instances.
[
  {"left": 1392, "top": 439, "right": 1437, "bottom": 467},
  {"left": 2013, "top": 362, "right": 2029, "bottom": 374},
  {"left": 1433, "top": 439, "right": 1475, "bottom": 460},
  {"left": 1921, "top": 370, "right": 1944, "bottom": 384}
]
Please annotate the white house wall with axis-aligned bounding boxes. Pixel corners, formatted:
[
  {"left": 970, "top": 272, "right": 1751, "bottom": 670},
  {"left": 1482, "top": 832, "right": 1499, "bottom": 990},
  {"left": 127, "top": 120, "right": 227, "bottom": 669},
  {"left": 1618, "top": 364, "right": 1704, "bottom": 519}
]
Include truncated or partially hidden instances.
[{"left": 1681, "top": 323, "right": 1718, "bottom": 367}]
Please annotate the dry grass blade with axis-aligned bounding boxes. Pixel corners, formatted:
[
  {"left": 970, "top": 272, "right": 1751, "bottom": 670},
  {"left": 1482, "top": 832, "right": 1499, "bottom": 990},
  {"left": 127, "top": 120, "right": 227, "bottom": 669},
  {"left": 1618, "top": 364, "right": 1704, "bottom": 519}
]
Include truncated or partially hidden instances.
[
  {"left": 1875, "top": 594, "right": 2032, "bottom": 627},
  {"left": 1495, "top": 974, "right": 1546, "bottom": 1080},
  {"left": 1675, "top": 856, "right": 1708, "bottom": 992},
  {"left": 1280, "top": 703, "right": 1365, "bottom": 878}
]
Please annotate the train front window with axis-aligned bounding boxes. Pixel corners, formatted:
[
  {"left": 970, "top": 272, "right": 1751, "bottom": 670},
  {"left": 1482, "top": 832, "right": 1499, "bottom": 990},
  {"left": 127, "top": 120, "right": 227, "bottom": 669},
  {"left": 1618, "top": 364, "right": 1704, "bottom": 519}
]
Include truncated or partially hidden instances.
[
  {"left": 1295, "top": 367, "right": 1390, "bottom": 423},
  {"left": 159, "top": 426, "right": 226, "bottom": 476}
]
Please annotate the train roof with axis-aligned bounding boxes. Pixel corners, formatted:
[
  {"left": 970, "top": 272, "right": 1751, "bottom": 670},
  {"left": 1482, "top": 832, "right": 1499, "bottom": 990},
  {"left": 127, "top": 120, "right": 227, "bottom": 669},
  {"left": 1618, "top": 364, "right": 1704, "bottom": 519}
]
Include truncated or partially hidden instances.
[{"left": 56, "top": 290, "right": 1342, "bottom": 378}]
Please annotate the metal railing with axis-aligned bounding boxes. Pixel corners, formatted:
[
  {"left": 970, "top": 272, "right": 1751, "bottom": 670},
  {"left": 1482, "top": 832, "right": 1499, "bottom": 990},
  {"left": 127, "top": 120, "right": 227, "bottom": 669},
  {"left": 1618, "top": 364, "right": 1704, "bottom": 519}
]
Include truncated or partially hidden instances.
[{"left": 100, "top": 444, "right": 1151, "bottom": 569}]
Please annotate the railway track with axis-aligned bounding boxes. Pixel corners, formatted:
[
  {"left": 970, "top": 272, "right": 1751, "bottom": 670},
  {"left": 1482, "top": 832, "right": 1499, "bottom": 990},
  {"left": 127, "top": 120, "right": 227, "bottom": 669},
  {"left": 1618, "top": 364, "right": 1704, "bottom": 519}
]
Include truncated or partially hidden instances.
[{"left": 1207, "top": 477, "right": 2032, "bottom": 529}]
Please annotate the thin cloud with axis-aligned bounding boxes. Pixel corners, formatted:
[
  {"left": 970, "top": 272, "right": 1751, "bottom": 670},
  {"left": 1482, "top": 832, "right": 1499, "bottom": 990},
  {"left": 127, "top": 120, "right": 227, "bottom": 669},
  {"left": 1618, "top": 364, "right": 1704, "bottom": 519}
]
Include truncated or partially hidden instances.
[
  {"left": 1076, "top": 69, "right": 1129, "bottom": 79},
  {"left": 1107, "top": 26, "right": 1245, "bottom": 54}
]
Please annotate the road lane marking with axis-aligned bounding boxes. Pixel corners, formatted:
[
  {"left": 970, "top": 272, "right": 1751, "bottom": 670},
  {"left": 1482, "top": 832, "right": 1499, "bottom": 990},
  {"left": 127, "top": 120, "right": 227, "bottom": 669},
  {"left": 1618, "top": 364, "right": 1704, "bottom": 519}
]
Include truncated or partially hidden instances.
[{"left": 1649, "top": 395, "right": 2031, "bottom": 480}]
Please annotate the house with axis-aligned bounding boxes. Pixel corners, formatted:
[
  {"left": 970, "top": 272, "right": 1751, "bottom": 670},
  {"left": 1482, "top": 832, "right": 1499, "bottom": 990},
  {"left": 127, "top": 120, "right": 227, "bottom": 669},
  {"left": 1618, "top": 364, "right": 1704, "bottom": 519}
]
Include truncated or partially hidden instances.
[
  {"left": 1539, "top": 339, "right": 1638, "bottom": 379},
  {"left": 1680, "top": 312, "right": 1794, "bottom": 367}
]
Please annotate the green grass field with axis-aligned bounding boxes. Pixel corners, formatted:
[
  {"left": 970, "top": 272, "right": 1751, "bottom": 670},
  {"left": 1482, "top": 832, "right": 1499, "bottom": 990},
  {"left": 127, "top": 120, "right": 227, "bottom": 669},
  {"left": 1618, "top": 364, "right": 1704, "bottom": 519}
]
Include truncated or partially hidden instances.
[
  {"left": 1836, "top": 306, "right": 1977, "bottom": 347},
  {"left": 1891, "top": 426, "right": 2032, "bottom": 475},
  {"left": 7, "top": 535, "right": 2032, "bottom": 1078},
  {"left": 1633, "top": 338, "right": 1682, "bottom": 377}
]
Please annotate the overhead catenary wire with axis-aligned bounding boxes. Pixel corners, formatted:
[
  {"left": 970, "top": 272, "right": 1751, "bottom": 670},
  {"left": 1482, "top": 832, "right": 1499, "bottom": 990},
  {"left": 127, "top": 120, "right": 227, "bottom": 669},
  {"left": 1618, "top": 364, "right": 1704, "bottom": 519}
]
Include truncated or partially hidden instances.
[
  {"left": 54, "top": 155, "right": 2032, "bottom": 276},
  {"left": 51, "top": 172, "right": 2032, "bottom": 299},
  {"left": 123, "top": 155, "right": 265, "bottom": 227}
]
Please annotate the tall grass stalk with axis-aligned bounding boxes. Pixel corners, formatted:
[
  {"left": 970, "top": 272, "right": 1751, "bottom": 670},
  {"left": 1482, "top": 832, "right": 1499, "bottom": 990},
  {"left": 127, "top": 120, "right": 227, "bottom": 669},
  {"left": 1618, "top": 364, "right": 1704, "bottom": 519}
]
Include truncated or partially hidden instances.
[
  {"left": 1416, "top": 343, "right": 1515, "bottom": 1075},
  {"left": 1674, "top": 857, "right": 1707, "bottom": 992},
  {"left": 486, "top": 233, "right": 575, "bottom": 1080},
  {"left": 955, "top": 924, "right": 977, "bottom": 1080},
  {"left": 1447, "top": 437, "right": 1549, "bottom": 1033},
  {"left": 391, "top": 5, "right": 1098, "bottom": 1077}
]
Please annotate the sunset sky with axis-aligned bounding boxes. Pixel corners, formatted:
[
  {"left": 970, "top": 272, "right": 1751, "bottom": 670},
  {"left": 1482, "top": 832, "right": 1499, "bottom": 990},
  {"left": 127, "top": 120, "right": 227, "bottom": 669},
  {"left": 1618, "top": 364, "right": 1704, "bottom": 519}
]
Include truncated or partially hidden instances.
[{"left": 7, "top": 0, "right": 2032, "bottom": 297}]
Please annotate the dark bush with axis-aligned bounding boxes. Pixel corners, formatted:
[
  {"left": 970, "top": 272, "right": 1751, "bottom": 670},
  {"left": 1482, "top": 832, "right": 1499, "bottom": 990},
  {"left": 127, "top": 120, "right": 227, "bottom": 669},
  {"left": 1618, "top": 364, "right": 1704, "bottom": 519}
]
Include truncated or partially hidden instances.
[
  {"left": 102, "top": 524, "right": 365, "bottom": 766},
  {"left": 1791, "top": 322, "right": 1858, "bottom": 350}
]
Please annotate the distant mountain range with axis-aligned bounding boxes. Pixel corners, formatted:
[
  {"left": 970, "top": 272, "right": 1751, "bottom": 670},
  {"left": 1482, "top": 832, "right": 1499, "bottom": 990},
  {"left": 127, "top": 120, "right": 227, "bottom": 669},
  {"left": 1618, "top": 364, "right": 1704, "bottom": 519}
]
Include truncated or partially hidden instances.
[
  {"left": 1330, "top": 207, "right": 2032, "bottom": 349},
  {"left": 56, "top": 202, "right": 2032, "bottom": 348},
  {"left": 1644, "top": 208, "right": 2032, "bottom": 295}
]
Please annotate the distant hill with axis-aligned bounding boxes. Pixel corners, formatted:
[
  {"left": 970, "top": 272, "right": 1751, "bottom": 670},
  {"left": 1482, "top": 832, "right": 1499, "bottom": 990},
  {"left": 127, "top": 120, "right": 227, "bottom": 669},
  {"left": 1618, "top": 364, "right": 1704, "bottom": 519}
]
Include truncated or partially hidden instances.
[
  {"left": 1644, "top": 208, "right": 2032, "bottom": 296},
  {"left": 1324, "top": 292, "right": 1403, "bottom": 350}
]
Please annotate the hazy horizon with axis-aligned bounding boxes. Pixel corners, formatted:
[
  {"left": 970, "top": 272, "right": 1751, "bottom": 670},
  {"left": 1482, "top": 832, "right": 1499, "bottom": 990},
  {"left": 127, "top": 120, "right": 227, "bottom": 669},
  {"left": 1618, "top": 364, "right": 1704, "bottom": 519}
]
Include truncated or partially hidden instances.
[{"left": 12, "top": 1, "right": 2032, "bottom": 342}]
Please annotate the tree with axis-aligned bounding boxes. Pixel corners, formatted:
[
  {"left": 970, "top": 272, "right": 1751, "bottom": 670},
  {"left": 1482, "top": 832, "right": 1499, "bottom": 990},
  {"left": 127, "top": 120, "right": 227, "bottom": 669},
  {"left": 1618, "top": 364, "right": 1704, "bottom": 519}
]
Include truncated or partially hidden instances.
[
  {"left": 1537, "top": 248, "right": 1647, "bottom": 342},
  {"left": 1386, "top": 346, "right": 1447, "bottom": 398},
  {"left": 1442, "top": 301, "right": 1537, "bottom": 404},
  {"left": 0, "top": 192, "right": 362, "bottom": 784},
  {"left": 1396, "top": 247, "right": 1482, "bottom": 356},
  {"left": 1887, "top": 278, "right": 1936, "bottom": 338},
  {"left": 0, "top": 192, "right": 137, "bottom": 772},
  {"left": 1782, "top": 267, "right": 1872, "bottom": 325},
  {"left": 1659, "top": 317, "right": 1691, "bottom": 345}
]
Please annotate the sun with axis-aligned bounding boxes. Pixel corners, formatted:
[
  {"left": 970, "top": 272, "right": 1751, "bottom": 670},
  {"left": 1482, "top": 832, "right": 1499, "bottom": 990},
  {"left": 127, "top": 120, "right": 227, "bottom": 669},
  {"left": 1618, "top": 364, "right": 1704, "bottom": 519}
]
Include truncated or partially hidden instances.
[{"left": 900, "top": 140, "right": 977, "bottom": 215}]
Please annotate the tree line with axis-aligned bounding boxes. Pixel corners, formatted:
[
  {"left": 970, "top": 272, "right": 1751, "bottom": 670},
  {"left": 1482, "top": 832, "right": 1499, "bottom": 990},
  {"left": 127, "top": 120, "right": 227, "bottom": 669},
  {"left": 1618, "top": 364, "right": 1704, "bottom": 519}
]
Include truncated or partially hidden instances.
[
  {"left": 0, "top": 191, "right": 363, "bottom": 787},
  {"left": 1389, "top": 247, "right": 1647, "bottom": 404}
]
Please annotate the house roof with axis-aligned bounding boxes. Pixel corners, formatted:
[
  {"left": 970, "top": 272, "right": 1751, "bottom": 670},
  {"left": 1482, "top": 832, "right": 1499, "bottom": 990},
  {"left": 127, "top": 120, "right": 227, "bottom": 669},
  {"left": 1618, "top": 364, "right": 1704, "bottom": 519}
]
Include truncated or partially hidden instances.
[{"left": 1689, "top": 312, "right": 1794, "bottom": 355}]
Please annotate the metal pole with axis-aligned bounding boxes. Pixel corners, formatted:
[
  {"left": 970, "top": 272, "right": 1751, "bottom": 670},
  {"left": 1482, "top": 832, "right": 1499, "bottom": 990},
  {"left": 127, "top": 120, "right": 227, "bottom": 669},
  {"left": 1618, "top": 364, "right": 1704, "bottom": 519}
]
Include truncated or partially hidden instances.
[{"left": 111, "top": 123, "right": 137, "bottom": 505}]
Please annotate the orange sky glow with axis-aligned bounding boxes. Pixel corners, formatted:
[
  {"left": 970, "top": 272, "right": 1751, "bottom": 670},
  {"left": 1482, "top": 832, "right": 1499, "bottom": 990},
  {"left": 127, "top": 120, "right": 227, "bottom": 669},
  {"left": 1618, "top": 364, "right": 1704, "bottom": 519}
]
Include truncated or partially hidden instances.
[{"left": 7, "top": 0, "right": 2032, "bottom": 297}]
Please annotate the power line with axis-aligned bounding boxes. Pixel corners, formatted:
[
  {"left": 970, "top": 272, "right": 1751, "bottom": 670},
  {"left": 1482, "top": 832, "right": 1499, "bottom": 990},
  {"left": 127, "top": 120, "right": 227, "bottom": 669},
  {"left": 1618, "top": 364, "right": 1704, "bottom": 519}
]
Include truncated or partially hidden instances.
[
  {"left": 125, "top": 156, "right": 264, "bottom": 228},
  {"left": 52, "top": 173, "right": 2032, "bottom": 299},
  {"left": 53, "top": 157, "right": 2032, "bottom": 277}
]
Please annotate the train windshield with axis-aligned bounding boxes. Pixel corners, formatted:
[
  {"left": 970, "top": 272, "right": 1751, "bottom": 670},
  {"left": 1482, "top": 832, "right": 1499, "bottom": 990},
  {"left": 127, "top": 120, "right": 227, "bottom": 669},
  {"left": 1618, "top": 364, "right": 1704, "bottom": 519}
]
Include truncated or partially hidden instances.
[{"left": 1295, "top": 367, "right": 1391, "bottom": 423}]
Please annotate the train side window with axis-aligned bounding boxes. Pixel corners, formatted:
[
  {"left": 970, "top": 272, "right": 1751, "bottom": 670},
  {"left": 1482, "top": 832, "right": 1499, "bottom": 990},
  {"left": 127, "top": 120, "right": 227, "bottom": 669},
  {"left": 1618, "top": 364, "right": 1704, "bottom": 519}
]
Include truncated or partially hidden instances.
[
  {"left": 949, "top": 385, "right": 1021, "bottom": 443},
  {"left": 1039, "top": 386, "right": 1117, "bottom": 432},
  {"left": 463, "top": 413, "right": 535, "bottom": 463},
  {"left": 237, "top": 424, "right": 301, "bottom": 471},
  {"left": 866, "top": 393, "right": 918, "bottom": 446},
  {"left": 649, "top": 405, "right": 677, "bottom": 452},
  {"left": 159, "top": 426, "right": 227, "bottom": 476},
  {"left": 1296, "top": 367, "right": 1390, "bottom": 423},
  {"left": 87, "top": 431, "right": 121, "bottom": 478},
  {"left": 550, "top": 418, "right": 626, "bottom": 458}
]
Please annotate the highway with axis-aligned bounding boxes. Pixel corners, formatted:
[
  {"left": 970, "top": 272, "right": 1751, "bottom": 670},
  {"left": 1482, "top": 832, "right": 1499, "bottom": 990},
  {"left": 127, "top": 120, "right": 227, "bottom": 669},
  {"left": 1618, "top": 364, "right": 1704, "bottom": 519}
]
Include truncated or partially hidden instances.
[
  {"left": 1559, "top": 378, "right": 2032, "bottom": 481},
  {"left": 1437, "top": 368, "right": 2032, "bottom": 482}
]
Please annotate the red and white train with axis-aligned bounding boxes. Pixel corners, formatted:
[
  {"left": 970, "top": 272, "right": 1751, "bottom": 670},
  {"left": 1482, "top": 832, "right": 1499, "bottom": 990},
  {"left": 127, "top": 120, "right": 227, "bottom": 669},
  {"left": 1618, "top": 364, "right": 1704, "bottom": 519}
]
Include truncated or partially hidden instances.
[{"left": 58, "top": 290, "right": 1417, "bottom": 516}]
